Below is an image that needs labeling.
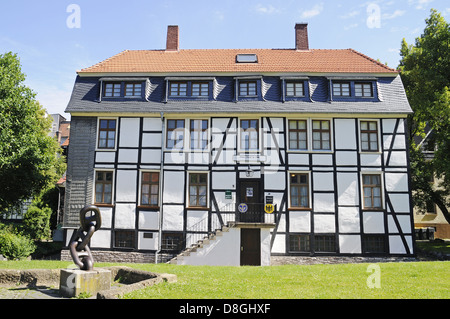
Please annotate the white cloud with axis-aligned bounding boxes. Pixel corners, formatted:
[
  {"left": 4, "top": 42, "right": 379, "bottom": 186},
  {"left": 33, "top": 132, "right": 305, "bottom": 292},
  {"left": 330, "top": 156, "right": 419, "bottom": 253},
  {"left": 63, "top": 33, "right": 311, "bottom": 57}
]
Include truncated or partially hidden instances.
[
  {"left": 255, "top": 4, "right": 280, "bottom": 15},
  {"left": 382, "top": 9, "right": 405, "bottom": 19},
  {"left": 340, "top": 10, "right": 360, "bottom": 19},
  {"left": 300, "top": 3, "right": 324, "bottom": 19},
  {"left": 408, "top": 0, "right": 433, "bottom": 10}
]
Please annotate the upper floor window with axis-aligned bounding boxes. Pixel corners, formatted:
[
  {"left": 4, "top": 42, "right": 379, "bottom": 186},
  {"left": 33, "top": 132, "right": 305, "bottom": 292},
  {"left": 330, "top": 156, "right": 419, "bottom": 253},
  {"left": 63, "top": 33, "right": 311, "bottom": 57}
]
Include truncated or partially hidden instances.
[
  {"left": 166, "top": 119, "right": 185, "bottom": 149},
  {"left": 125, "top": 83, "right": 142, "bottom": 97},
  {"left": 169, "top": 82, "right": 187, "bottom": 97},
  {"left": 98, "top": 119, "right": 116, "bottom": 149},
  {"left": 104, "top": 83, "right": 121, "bottom": 97},
  {"left": 141, "top": 171, "right": 159, "bottom": 207},
  {"left": 239, "top": 81, "right": 257, "bottom": 97},
  {"left": 240, "top": 119, "right": 259, "bottom": 151},
  {"left": 355, "top": 83, "right": 373, "bottom": 97},
  {"left": 332, "top": 82, "right": 350, "bottom": 97},
  {"left": 286, "top": 82, "right": 305, "bottom": 97},
  {"left": 190, "top": 119, "right": 208, "bottom": 150},
  {"left": 95, "top": 171, "right": 113, "bottom": 205},
  {"left": 360, "top": 121, "right": 379, "bottom": 152},
  {"left": 188, "top": 173, "right": 208, "bottom": 208},
  {"left": 192, "top": 83, "right": 209, "bottom": 97},
  {"left": 312, "top": 120, "right": 331, "bottom": 150},
  {"left": 362, "top": 174, "right": 382, "bottom": 209},
  {"left": 289, "top": 120, "right": 308, "bottom": 150},
  {"left": 290, "top": 173, "right": 310, "bottom": 209}
]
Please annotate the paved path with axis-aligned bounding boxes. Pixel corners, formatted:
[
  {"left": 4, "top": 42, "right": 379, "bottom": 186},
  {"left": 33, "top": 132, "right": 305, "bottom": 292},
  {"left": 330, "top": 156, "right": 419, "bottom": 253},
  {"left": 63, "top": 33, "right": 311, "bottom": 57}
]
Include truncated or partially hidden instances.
[{"left": 0, "top": 286, "right": 65, "bottom": 299}]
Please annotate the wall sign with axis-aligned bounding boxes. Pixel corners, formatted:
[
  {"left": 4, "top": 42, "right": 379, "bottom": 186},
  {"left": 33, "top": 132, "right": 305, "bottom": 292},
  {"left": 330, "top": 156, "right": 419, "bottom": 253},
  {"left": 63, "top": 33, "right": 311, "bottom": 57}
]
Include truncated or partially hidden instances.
[
  {"left": 225, "top": 190, "right": 232, "bottom": 200},
  {"left": 264, "top": 204, "right": 275, "bottom": 214},
  {"left": 238, "top": 203, "right": 248, "bottom": 213},
  {"left": 246, "top": 188, "right": 253, "bottom": 197}
]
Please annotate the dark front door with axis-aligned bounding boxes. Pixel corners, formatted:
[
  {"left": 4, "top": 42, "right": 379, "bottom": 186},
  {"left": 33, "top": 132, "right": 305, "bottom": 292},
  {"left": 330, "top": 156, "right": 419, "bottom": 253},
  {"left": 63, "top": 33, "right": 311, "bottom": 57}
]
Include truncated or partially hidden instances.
[
  {"left": 240, "top": 228, "right": 261, "bottom": 266},
  {"left": 238, "top": 180, "right": 263, "bottom": 222}
]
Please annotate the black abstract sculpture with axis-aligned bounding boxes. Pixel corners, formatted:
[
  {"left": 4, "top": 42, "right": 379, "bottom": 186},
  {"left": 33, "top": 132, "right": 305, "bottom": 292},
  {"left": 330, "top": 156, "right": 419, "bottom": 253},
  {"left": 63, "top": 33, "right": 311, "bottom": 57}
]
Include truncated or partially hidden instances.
[{"left": 69, "top": 205, "right": 102, "bottom": 271}]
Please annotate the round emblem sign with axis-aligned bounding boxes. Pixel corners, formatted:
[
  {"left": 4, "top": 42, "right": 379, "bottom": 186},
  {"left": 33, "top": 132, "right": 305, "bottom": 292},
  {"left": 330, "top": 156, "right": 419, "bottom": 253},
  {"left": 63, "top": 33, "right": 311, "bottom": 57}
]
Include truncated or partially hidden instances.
[{"left": 238, "top": 203, "right": 248, "bottom": 213}]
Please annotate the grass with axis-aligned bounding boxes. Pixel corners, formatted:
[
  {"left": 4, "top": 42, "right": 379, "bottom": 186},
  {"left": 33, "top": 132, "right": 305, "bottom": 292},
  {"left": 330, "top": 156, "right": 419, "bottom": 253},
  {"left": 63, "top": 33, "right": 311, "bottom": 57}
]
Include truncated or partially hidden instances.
[
  {"left": 1, "top": 260, "right": 449, "bottom": 299},
  {"left": 416, "top": 240, "right": 450, "bottom": 254}
]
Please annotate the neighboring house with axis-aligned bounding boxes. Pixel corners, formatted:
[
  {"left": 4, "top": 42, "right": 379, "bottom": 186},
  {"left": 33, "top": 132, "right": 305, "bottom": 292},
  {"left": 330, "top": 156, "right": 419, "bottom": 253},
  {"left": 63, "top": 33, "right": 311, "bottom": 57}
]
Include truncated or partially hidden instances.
[
  {"left": 63, "top": 24, "right": 414, "bottom": 265},
  {"left": 413, "top": 128, "right": 450, "bottom": 239}
]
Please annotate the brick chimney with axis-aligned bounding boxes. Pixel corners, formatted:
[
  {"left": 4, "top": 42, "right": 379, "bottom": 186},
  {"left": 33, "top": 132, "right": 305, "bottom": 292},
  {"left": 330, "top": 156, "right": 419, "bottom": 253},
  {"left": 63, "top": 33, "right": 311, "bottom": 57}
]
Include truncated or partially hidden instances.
[
  {"left": 295, "top": 23, "right": 309, "bottom": 51},
  {"left": 166, "top": 25, "right": 179, "bottom": 51}
]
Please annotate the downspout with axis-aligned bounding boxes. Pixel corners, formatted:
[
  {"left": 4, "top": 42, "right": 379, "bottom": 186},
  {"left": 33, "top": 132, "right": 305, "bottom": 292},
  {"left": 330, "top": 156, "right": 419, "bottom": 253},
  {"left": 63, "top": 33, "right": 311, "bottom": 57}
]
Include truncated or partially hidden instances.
[{"left": 155, "top": 111, "right": 165, "bottom": 263}]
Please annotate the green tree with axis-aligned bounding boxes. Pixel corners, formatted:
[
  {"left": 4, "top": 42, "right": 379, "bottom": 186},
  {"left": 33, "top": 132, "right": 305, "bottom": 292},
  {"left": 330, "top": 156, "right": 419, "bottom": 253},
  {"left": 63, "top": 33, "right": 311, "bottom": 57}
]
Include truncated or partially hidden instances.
[
  {"left": 399, "top": 9, "right": 450, "bottom": 222},
  {"left": 0, "top": 52, "right": 66, "bottom": 213}
]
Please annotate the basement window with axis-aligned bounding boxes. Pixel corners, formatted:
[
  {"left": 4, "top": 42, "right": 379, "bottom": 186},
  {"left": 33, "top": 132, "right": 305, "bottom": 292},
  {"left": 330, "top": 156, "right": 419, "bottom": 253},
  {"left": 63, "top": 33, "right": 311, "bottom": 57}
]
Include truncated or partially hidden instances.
[{"left": 236, "top": 54, "right": 258, "bottom": 63}]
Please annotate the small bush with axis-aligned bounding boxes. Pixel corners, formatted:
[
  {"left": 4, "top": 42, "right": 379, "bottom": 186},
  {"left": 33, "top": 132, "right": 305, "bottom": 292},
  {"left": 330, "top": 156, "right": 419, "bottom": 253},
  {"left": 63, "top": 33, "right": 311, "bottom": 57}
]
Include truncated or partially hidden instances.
[
  {"left": 23, "top": 204, "right": 52, "bottom": 241},
  {"left": 0, "top": 228, "right": 36, "bottom": 260}
]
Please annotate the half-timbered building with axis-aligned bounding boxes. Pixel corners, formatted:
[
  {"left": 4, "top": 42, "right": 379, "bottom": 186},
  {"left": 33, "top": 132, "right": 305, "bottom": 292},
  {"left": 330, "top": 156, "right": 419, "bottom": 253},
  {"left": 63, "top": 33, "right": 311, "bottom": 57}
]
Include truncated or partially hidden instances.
[{"left": 63, "top": 24, "right": 415, "bottom": 265}]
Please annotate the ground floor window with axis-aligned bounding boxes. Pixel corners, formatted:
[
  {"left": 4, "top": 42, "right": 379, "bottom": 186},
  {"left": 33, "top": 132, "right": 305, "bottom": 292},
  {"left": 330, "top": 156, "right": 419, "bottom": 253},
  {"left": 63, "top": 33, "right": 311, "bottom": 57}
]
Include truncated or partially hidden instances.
[
  {"left": 289, "top": 234, "right": 310, "bottom": 252},
  {"left": 161, "top": 232, "right": 184, "bottom": 252},
  {"left": 363, "top": 235, "right": 386, "bottom": 254},
  {"left": 114, "top": 230, "right": 135, "bottom": 249},
  {"left": 314, "top": 235, "right": 336, "bottom": 252}
]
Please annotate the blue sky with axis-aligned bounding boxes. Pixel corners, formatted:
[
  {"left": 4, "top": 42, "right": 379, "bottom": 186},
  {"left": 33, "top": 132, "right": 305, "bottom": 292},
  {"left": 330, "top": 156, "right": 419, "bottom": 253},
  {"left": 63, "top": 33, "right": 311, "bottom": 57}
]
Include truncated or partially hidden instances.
[{"left": 1, "top": 0, "right": 449, "bottom": 118}]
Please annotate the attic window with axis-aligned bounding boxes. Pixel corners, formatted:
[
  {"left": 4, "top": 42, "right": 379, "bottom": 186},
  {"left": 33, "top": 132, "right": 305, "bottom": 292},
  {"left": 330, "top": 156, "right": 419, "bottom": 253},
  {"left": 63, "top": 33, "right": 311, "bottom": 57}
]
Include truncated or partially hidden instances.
[{"left": 236, "top": 54, "right": 258, "bottom": 63}]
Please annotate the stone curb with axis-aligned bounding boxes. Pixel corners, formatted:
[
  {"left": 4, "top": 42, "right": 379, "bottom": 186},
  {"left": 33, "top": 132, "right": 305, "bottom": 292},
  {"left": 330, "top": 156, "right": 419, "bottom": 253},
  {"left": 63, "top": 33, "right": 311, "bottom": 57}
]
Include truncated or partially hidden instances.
[{"left": 0, "top": 266, "right": 177, "bottom": 299}]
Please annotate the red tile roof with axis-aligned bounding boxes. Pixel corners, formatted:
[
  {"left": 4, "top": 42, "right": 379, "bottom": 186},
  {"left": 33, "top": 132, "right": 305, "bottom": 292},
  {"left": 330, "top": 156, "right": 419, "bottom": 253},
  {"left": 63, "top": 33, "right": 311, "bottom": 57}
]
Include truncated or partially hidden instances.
[{"left": 78, "top": 48, "right": 397, "bottom": 74}]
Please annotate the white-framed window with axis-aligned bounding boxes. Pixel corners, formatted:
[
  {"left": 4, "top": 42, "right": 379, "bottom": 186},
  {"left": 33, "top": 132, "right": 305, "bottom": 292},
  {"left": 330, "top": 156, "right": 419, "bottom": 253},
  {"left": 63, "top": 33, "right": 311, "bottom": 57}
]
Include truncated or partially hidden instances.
[
  {"left": 312, "top": 119, "right": 331, "bottom": 150},
  {"left": 166, "top": 119, "right": 185, "bottom": 150},
  {"left": 288, "top": 119, "right": 308, "bottom": 150},
  {"left": 359, "top": 120, "right": 380, "bottom": 152},
  {"left": 287, "top": 118, "right": 333, "bottom": 152},
  {"left": 288, "top": 171, "right": 311, "bottom": 209},
  {"left": 190, "top": 119, "right": 209, "bottom": 150},
  {"left": 187, "top": 172, "right": 208, "bottom": 208},
  {"left": 361, "top": 173, "right": 384, "bottom": 210},
  {"left": 96, "top": 118, "right": 118, "bottom": 151},
  {"left": 139, "top": 170, "right": 160, "bottom": 208},
  {"left": 94, "top": 169, "right": 114, "bottom": 205},
  {"left": 239, "top": 119, "right": 259, "bottom": 151}
]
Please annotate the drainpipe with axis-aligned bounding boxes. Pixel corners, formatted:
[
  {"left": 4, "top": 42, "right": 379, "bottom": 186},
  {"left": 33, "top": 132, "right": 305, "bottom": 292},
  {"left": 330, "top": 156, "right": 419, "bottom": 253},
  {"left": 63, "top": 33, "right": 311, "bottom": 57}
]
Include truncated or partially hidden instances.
[{"left": 155, "top": 111, "right": 165, "bottom": 263}]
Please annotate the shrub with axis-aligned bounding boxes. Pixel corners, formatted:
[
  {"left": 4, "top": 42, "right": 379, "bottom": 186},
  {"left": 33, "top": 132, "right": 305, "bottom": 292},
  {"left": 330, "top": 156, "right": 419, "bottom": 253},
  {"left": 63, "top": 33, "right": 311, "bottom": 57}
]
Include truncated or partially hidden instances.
[
  {"left": 23, "top": 204, "right": 52, "bottom": 241},
  {"left": 0, "top": 228, "right": 36, "bottom": 260}
]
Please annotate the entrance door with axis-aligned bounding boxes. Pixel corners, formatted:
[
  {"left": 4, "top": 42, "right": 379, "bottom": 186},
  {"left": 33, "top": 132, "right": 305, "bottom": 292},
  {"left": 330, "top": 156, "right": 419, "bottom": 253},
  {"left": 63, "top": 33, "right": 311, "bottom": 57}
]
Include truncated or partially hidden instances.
[
  {"left": 240, "top": 228, "right": 261, "bottom": 266},
  {"left": 239, "top": 180, "right": 263, "bottom": 222}
]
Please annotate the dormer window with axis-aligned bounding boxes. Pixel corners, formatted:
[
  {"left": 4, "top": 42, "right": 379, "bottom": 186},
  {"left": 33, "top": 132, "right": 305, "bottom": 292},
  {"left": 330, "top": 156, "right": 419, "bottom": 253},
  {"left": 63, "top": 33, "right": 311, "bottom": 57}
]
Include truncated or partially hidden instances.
[
  {"left": 104, "top": 83, "right": 121, "bottom": 97},
  {"left": 167, "top": 79, "right": 212, "bottom": 99},
  {"left": 192, "top": 82, "right": 209, "bottom": 97},
  {"left": 125, "top": 83, "right": 142, "bottom": 97},
  {"left": 286, "top": 82, "right": 305, "bottom": 97},
  {"left": 332, "top": 82, "right": 350, "bottom": 97},
  {"left": 239, "top": 81, "right": 257, "bottom": 97},
  {"left": 169, "top": 82, "right": 187, "bottom": 97},
  {"left": 355, "top": 82, "right": 373, "bottom": 98}
]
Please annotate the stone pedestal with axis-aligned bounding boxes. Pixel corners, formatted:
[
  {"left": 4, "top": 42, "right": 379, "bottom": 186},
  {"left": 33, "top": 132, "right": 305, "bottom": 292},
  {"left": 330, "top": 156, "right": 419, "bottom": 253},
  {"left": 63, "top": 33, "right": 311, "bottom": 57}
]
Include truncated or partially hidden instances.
[{"left": 59, "top": 268, "right": 111, "bottom": 298}]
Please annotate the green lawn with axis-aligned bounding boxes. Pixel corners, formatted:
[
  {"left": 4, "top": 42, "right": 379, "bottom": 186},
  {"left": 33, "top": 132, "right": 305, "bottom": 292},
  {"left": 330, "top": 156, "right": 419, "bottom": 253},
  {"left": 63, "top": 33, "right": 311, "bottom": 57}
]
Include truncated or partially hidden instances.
[{"left": 1, "top": 260, "right": 449, "bottom": 299}]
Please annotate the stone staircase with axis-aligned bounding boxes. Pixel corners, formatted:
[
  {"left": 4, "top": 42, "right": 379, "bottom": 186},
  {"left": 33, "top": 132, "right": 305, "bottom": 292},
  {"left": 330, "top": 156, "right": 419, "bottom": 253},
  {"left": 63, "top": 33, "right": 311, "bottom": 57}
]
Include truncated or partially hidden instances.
[{"left": 168, "top": 225, "right": 232, "bottom": 265}]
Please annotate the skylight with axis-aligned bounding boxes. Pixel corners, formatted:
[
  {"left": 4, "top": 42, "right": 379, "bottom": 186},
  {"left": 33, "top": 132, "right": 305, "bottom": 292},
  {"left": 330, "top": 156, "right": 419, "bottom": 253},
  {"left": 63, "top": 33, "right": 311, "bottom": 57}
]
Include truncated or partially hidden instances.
[{"left": 236, "top": 54, "right": 258, "bottom": 63}]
